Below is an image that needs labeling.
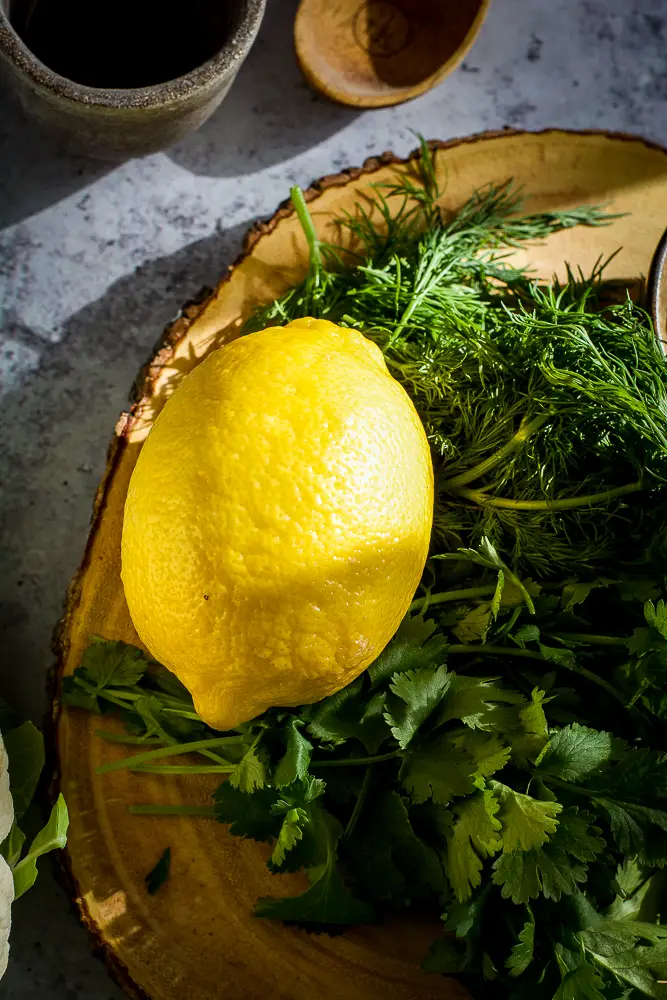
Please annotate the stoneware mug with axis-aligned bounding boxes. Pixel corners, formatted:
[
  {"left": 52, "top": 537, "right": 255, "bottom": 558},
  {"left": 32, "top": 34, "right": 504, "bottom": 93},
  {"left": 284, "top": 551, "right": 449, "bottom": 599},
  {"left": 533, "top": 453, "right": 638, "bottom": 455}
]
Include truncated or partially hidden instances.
[{"left": 0, "top": 0, "right": 266, "bottom": 159}]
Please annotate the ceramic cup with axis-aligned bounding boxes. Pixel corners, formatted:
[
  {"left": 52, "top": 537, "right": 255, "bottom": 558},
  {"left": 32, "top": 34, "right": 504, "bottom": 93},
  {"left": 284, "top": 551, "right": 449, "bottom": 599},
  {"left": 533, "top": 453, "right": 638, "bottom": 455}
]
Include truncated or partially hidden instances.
[{"left": 0, "top": 0, "right": 265, "bottom": 159}]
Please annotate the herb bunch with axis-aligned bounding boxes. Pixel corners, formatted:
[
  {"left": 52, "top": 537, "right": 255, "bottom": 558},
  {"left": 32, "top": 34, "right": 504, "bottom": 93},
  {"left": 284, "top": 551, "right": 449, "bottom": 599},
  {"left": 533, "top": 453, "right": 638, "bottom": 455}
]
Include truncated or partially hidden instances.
[
  {"left": 63, "top": 142, "right": 667, "bottom": 999},
  {"left": 246, "top": 142, "right": 667, "bottom": 579}
]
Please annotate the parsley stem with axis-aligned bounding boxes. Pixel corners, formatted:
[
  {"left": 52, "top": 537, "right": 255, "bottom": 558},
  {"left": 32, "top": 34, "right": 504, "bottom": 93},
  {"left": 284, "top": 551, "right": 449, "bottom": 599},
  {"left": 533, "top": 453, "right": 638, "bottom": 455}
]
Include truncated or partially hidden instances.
[
  {"left": 129, "top": 804, "right": 216, "bottom": 817},
  {"left": 447, "top": 644, "right": 629, "bottom": 706},
  {"left": 547, "top": 633, "right": 628, "bottom": 646},
  {"left": 95, "top": 731, "right": 165, "bottom": 745},
  {"left": 452, "top": 481, "right": 642, "bottom": 511},
  {"left": 409, "top": 584, "right": 497, "bottom": 612},
  {"left": 130, "top": 764, "right": 234, "bottom": 774},
  {"left": 96, "top": 737, "right": 245, "bottom": 775},
  {"left": 312, "top": 750, "right": 400, "bottom": 768},
  {"left": 442, "top": 414, "right": 549, "bottom": 490},
  {"left": 344, "top": 766, "right": 372, "bottom": 840}
]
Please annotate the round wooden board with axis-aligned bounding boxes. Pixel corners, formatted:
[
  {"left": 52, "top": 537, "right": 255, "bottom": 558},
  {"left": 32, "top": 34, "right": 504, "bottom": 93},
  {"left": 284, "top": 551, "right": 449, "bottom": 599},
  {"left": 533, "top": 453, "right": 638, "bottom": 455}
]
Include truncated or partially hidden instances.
[{"left": 52, "top": 129, "right": 667, "bottom": 1000}]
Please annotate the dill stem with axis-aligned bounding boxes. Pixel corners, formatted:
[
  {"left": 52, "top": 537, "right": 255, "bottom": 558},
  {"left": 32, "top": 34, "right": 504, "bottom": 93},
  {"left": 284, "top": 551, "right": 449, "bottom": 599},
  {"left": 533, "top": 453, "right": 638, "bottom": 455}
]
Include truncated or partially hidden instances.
[
  {"left": 129, "top": 804, "right": 216, "bottom": 817},
  {"left": 96, "top": 737, "right": 243, "bottom": 775},
  {"left": 453, "top": 481, "right": 642, "bottom": 511},
  {"left": 410, "top": 584, "right": 498, "bottom": 612},
  {"left": 442, "top": 414, "right": 549, "bottom": 490}
]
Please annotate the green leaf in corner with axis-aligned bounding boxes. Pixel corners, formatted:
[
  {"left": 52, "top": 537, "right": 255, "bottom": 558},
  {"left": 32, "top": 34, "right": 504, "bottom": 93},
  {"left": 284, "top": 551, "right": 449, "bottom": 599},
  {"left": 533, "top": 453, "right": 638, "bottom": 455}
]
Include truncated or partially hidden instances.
[
  {"left": 506, "top": 905, "right": 535, "bottom": 977},
  {"left": 384, "top": 665, "right": 451, "bottom": 748},
  {"left": 256, "top": 811, "right": 375, "bottom": 926},
  {"left": 273, "top": 719, "right": 312, "bottom": 787},
  {"left": 145, "top": 847, "right": 171, "bottom": 895},
  {"left": 3, "top": 721, "right": 45, "bottom": 820},
  {"left": 535, "top": 723, "right": 613, "bottom": 783},
  {"left": 12, "top": 793, "right": 69, "bottom": 899}
]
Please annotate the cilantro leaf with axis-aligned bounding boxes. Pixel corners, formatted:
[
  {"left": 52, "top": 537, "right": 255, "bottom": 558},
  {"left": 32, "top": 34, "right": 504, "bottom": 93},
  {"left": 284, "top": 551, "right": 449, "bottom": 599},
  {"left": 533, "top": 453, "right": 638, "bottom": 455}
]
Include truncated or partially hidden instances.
[
  {"left": 506, "top": 904, "right": 535, "bottom": 977},
  {"left": 256, "top": 810, "right": 375, "bottom": 926},
  {"left": 449, "top": 729, "right": 511, "bottom": 778},
  {"left": 306, "top": 680, "right": 390, "bottom": 753},
  {"left": 79, "top": 637, "right": 148, "bottom": 689},
  {"left": 535, "top": 723, "right": 613, "bottom": 783},
  {"left": 346, "top": 791, "right": 445, "bottom": 904},
  {"left": 421, "top": 936, "right": 467, "bottom": 974},
  {"left": 229, "top": 744, "right": 266, "bottom": 793},
  {"left": 273, "top": 719, "right": 312, "bottom": 787},
  {"left": 595, "top": 799, "right": 667, "bottom": 867},
  {"left": 384, "top": 665, "right": 450, "bottom": 748},
  {"left": 438, "top": 675, "right": 524, "bottom": 730},
  {"left": 446, "top": 790, "right": 502, "bottom": 901},
  {"left": 368, "top": 616, "right": 447, "bottom": 689},
  {"left": 400, "top": 735, "right": 476, "bottom": 805},
  {"left": 492, "top": 807, "right": 603, "bottom": 904},
  {"left": 553, "top": 962, "right": 606, "bottom": 1000},
  {"left": 271, "top": 808, "right": 307, "bottom": 867},
  {"left": 491, "top": 781, "right": 562, "bottom": 852},
  {"left": 145, "top": 847, "right": 171, "bottom": 895},
  {"left": 452, "top": 605, "right": 492, "bottom": 644},
  {"left": 213, "top": 782, "right": 281, "bottom": 842}
]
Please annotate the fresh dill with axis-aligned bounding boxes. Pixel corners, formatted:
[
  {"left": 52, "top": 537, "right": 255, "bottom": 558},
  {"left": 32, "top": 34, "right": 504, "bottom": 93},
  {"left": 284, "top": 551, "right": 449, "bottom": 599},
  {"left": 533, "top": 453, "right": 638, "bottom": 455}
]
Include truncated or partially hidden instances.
[{"left": 244, "top": 141, "right": 667, "bottom": 579}]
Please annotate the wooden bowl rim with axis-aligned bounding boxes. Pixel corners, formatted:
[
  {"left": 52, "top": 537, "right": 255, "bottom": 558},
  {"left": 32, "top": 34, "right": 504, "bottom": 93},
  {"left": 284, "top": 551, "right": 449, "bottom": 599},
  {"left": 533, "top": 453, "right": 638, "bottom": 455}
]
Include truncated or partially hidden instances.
[
  {"left": 46, "top": 126, "right": 667, "bottom": 1000},
  {"left": 294, "top": 0, "right": 492, "bottom": 109}
]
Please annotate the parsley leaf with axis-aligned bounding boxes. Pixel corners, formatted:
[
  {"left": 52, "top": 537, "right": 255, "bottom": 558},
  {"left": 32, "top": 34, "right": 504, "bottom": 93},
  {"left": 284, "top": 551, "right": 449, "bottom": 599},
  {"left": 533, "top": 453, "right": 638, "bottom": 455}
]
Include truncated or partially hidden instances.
[
  {"left": 80, "top": 637, "right": 148, "bottom": 689},
  {"left": 553, "top": 962, "right": 606, "bottom": 1000},
  {"left": 400, "top": 734, "right": 476, "bottom": 805},
  {"left": 229, "top": 744, "right": 266, "bottom": 793},
  {"left": 213, "top": 783, "right": 281, "bottom": 842},
  {"left": 273, "top": 719, "right": 312, "bottom": 787},
  {"left": 491, "top": 781, "right": 562, "bottom": 852},
  {"left": 492, "top": 807, "right": 603, "bottom": 904},
  {"left": 506, "top": 904, "right": 535, "bottom": 976},
  {"left": 255, "top": 810, "right": 375, "bottom": 926},
  {"left": 384, "top": 665, "right": 451, "bottom": 748},
  {"left": 368, "top": 616, "right": 447, "bottom": 688},
  {"left": 535, "top": 723, "right": 613, "bottom": 783},
  {"left": 445, "top": 789, "right": 502, "bottom": 901}
]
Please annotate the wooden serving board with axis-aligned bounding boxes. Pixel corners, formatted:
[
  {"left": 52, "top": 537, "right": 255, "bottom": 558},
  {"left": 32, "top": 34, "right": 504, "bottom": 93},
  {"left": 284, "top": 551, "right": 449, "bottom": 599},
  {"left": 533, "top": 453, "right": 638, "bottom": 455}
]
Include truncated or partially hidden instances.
[{"left": 51, "top": 130, "right": 667, "bottom": 1000}]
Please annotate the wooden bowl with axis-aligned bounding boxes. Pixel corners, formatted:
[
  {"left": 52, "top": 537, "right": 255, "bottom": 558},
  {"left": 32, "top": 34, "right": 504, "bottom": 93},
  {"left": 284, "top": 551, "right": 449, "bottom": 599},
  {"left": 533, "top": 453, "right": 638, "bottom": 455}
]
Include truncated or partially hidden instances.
[
  {"left": 51, "top": 130, "right": 667, "bottom": 1000},
  {"left": 294, "top": 0, "right": 490, "bottom": 108}
]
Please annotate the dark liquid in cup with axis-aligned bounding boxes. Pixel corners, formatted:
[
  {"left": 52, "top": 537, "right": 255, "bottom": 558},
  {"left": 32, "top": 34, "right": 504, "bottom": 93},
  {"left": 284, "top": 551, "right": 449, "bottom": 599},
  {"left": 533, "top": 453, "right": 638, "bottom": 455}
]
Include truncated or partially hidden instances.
[{"left": 9, "top": 0, "right": 234, "bottom": 89}]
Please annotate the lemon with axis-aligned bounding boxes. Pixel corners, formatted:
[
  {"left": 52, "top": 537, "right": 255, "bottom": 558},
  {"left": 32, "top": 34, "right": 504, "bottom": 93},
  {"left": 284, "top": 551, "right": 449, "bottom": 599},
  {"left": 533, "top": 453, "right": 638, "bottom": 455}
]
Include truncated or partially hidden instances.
[{"left": 121, "top": 318, "right": 433, "bottom": 730}]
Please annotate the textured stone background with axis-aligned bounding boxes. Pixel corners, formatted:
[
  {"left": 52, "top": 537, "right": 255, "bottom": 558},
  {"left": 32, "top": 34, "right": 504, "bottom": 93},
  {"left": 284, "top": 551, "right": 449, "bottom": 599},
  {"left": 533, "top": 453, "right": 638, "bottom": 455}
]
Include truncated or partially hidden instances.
[{"left": 1, "top": 0, "right": 667, "bottom": 995}]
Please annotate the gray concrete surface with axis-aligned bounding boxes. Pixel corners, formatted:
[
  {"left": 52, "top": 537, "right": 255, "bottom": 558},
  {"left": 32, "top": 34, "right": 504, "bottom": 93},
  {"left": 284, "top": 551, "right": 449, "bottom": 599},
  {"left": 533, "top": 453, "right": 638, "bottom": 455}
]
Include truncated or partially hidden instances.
[{"left": 2, "top": 0, "right": 667, "bottom": 995}]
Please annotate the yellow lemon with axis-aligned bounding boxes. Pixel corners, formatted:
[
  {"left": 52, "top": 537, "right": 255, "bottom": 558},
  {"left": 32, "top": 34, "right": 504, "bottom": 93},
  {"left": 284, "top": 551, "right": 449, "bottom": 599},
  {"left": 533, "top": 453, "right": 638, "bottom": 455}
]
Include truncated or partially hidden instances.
[{"left": 121, "top": 318, "right": 433, "bottom": 730}]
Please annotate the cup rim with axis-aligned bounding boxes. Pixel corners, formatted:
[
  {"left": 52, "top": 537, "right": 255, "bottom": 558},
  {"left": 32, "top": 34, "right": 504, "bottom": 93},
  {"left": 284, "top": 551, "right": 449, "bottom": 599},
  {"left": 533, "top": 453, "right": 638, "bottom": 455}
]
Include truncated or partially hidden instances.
[{"left": 0, "top": 0, "right": 265, "bottom": 108}]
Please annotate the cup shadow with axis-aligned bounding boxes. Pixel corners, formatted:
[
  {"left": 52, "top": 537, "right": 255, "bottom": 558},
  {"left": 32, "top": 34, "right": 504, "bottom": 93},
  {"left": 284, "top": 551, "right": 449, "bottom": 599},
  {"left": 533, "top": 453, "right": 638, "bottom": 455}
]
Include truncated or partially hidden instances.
[
  {"left": 0, "top": 219, "right": 250, "bottom": 720},
  {"left": 166, "top": 0, "right": 360, "bottom": 178},
  {"left": 0, "top": 84, "right": 112, "bottom": 228}
]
